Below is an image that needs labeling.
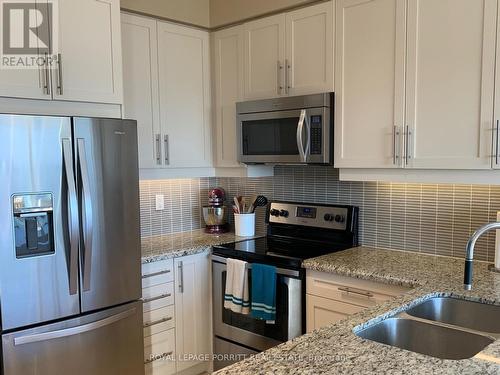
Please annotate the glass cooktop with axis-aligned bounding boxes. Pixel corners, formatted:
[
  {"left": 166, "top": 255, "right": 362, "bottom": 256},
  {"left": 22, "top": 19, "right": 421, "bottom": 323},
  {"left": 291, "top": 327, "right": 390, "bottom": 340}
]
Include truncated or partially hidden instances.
[{"left": 212, "top": 236, "right": 349, "bottom": 270}]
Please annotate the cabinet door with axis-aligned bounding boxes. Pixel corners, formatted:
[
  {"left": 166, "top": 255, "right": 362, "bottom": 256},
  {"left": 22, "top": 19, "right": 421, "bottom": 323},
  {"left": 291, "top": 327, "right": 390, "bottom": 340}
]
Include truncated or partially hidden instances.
[
  {"left": 0, "top": 0, "right": 50, "bottom": 100},
  {"left": 54, "top": 0, "right": 122, "bottom": 104},
  {"left": 213, "top": 26, "right": 244, "bottom": 168},
  {"left": 174, "top": 252, "right": 211, "bottom": 373},
  {"left": 243, "top": 14, "right": 286, "bottom": 100},
  {"left": 285, "top": 1, "right": 334, "bottom": 96},
  {"left": 157, "top": 22, "right": 212, "bottom": 168},
  {"left": 334, "top": 0, "right": 406, "bottom": 168},
  {"left": 306, "top": 294, "right": 364, "bottom": 332},
  {"left": 405, "top": 0, "right": 496, "bottom": 169},
  {"left": 494, "top": 2, "right": 500, "bottom": 170},
  {"left": 121, "top": 14, "right": 161, "bottom": 169}
]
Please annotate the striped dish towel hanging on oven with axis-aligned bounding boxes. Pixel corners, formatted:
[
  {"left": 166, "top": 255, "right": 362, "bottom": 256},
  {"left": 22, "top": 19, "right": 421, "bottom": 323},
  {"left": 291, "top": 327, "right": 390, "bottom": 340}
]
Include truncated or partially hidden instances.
[{"left": 224, "top": 258, "right": 250, "bottom": 314}]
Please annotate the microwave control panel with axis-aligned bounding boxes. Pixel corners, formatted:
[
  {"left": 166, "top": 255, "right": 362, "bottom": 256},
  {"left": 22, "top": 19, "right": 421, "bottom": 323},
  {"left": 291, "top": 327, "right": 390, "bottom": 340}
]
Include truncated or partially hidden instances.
[{"left": 310, "top": 115, "right": 322, "bottom": 155}]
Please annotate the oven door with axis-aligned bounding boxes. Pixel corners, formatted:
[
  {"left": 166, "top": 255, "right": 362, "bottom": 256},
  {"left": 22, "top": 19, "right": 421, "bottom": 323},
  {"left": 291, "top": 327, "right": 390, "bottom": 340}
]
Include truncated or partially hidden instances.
[
  {"left": 237, "top": 107, "right": 330, "bottom": 164},
  {"left": 212, "top": 257, "right": 303, "bottom": 352}
]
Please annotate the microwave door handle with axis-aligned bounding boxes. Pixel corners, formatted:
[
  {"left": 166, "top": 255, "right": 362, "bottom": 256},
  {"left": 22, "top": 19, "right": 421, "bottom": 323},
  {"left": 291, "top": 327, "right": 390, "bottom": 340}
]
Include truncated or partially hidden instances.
[
  {"left": 304, "top": 111, "right": 311, "bottom": 160},
  {"left": 297, "top": 110, "right": 306, "bottom": 162}
]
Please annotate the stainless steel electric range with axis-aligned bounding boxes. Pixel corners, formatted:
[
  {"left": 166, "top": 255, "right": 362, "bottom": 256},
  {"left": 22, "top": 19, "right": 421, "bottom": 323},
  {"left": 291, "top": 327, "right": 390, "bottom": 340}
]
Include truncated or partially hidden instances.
[{"left": 211, "top": 201, "right": 359, "bottom": 370}]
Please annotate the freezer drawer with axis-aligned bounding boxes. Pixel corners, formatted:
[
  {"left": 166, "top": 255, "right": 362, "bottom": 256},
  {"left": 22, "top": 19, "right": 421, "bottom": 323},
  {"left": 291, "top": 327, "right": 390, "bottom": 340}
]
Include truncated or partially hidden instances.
[{"left": 2, "top": 301, "right": 144, "bottom": 375}]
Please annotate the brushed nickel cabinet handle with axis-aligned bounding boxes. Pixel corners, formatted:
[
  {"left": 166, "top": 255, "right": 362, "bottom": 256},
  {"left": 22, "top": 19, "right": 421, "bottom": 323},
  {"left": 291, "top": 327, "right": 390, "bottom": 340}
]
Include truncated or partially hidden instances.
[
  {"left": 145, "top": 351, "right": 173, "bottom": 364},
  {"left": 164, "top": 135, "right": 170, "bottom": 165},
  {"left": 496, "top": 119, "right": 499, "bottom": 165},
  {"left": 142, "top": 269, "right": 171, "bottom": 279},
  {"left": 338, "top": 286, "right": 374, "bottom": 298},
  {"left": 56, "top": 53, "right": 63, "bottom": 95},
  {"left": 277, "top": 61, "right": 283, "bottom": 95},
  {"left": 142, "top": 293, "right": 172, "bottom": 304},
  {"left": 155, "top": 134, "right": 161, "bottom": 165},
  {"left": 178, "top": 261, "right": 184, "bottom": 293},
  {"left": 392, "top": 125, "right": 401, "bottom": 165},
  {"left": 43, "top": 53, "right": 50, "bottom": 95},
  {"left": 143, "top": 316, "right": 173, "bottom": 328},
  {"left": 285, "top": 59, "right": 290, "bottom": 95},
  {"left": 405, "top": 125, "right": 412, "bottom": 165}
]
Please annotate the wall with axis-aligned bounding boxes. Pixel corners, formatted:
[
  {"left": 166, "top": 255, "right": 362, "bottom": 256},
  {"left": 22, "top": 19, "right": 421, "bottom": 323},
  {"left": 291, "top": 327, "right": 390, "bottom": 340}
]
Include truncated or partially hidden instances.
[
  {"left": 121, "top": 0, "right": 210, "bottom": 28},
  {"left": 140, "top": 166, "right": 500, "bottom": 262},
  {"left": 209, "top": 0, "right": 318, "bottom": 27}
]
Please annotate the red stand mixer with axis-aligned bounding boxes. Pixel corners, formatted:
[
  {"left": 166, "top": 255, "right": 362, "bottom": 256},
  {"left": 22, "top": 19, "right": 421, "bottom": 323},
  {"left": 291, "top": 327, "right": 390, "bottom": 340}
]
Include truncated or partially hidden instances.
[{"left": 203, "top": 187, "right": 229, "bottom": 234}]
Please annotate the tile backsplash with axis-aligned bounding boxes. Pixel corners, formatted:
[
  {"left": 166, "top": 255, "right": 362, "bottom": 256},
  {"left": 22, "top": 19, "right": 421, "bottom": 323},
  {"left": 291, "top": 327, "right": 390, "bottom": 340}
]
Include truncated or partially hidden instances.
[{"left": 140, "top": 166, "right": 500, "bottom": 262}]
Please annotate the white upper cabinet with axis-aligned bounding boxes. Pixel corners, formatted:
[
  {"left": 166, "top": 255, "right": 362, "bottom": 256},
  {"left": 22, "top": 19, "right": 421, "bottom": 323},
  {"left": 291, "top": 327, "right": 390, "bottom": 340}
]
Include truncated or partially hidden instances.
[
  {"left": 122, "top": 14, "right": 213, "bottom": 172},
  {"left": 157, "top": 22, "right": 212, "bottom": 168},
  {"left": 0, "top": 0, "right": 49, "bottom": 101},
  {"left": 334, "top": 0, "right": 406, "bottom": 168},
  {"left": 0, "top": 0, "right": 122, "bottom": 105},
  {"left": 55, "top": 0, "right": 122, "bottom": 104},
  {"left": 213, "top": 26, "right": 244, "bottom": 167},
  {"left": 494, "top": 1, "right": 500, "bottom": 170},
  {"left": 243, "top": 2, "right": 334, "bottom": 100},
  {"left": 243, "top": 14, "right": 286, "bottom": 100},
  {"left": 285, "top": 1, "right": 334, "bottom": 96},
  {"left": 121, "top": 14, "right": 160, "bottom": 169},
  {"left": 405, "top": 0, "right": 496, "bottom": 169}
]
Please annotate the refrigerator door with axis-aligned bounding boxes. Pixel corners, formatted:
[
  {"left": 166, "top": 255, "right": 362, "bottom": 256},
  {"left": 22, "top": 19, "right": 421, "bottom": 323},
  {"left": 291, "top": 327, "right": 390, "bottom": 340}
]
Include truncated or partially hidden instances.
[
  {"left": 2, "top": 301, "right": 144, "bottom": 375},
  {"left": 0, "top": 115, "right": 80, "bottom": 330},
  {"left": 73, "top": 117, "right": 141, "bottom": 312}
]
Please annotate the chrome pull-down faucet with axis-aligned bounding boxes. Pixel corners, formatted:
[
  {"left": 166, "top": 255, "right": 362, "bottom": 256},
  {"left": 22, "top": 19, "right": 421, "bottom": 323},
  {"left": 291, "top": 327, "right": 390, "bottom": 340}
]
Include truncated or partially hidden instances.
[{"left": 464, "top": 222, "right": 500, "bottom": 290}]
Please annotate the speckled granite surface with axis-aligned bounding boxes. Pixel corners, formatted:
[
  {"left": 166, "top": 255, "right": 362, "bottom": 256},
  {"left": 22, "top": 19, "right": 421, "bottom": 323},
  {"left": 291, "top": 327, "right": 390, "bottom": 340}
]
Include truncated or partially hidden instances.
[
  {"left": 141, "top": 229, "right": 263, "bottom": 263},
  {"left": 216, "top": 246, "right": 500, "bottom": 374}
]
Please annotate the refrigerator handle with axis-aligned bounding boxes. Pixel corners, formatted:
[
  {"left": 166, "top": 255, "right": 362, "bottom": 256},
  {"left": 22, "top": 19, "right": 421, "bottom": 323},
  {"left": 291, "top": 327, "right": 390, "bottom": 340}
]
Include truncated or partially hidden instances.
[
  {"left": 13, "top": 308, "right": 136, "bottom": 346},
  {"left": 77, "top": 139, "right": 93, "bottom": 292},
  {"left": 62, "top": 139, "right": 79, "bottom": 295}
]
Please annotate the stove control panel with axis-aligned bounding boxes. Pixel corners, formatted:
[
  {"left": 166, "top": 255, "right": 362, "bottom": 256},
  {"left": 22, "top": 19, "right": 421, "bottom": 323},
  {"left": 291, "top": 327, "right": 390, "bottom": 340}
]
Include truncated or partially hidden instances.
[{"left": 268, "top": 202, "right": 350, "bottom": 230}]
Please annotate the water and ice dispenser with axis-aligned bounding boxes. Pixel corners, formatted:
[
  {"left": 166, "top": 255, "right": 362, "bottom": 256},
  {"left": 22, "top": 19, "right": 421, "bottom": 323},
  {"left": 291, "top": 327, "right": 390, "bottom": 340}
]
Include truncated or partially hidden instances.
[{"left": 13, "top": 193, "right": 55, "bottom": 258}]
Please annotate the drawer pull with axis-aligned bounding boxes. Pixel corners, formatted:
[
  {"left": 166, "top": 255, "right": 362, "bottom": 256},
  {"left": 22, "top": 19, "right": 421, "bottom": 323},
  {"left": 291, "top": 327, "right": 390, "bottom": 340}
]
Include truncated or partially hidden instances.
[
  {"left": 144, "top": 316, "right": 173, "bottom": 328},
  {"left": 142, "top": 269, "right": 171, "bottom": 279},
  {"left": 145, "top": 351, "right": 173, "bottom": 364},
  {"left": 142, "top": 293, "right": 172, "bottom": 304},
  {"left": 338, "top": 286, "right": 374, "bottom": 298}
]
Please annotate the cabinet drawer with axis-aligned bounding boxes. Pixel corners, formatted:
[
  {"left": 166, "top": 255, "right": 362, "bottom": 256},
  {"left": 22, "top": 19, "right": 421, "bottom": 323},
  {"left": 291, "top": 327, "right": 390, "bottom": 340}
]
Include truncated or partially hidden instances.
[
  {"left": 306, "top": 270, "right": 410, "bottom": 308},
  {"left": 142, "top": 259, "right": 174, "bottom": 287},
  {"left": 143, "top": 305, "right": 175, "bottom": 337},
  {"left": 142, "top": 282, "right": 174, "bottom": 312},
  {"left": 306, "top": 294, "right": 365, "bottom": 332},
  {"left": 144, "top": 329, "right": 176, "bottom": 375},
  {"left": 145, "top": 358, "right": 176, "bottom": 375}
]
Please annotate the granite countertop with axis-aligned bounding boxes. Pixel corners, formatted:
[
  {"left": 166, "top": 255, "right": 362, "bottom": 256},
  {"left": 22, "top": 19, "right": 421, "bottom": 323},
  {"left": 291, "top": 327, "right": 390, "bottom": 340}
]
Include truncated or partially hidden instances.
[
  {"left": 216, "top": 246, "right": 500, "bottom": 374},
  {"left": 141, "top": 229, "right": 263, "bottom": 263}
]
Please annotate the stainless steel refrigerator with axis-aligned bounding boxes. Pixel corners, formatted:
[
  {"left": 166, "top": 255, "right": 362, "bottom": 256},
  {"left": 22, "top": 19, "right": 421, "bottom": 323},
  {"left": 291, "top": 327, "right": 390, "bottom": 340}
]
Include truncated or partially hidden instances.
[{"left": 0, "top": 115, "right": 144, "bottom": 375}]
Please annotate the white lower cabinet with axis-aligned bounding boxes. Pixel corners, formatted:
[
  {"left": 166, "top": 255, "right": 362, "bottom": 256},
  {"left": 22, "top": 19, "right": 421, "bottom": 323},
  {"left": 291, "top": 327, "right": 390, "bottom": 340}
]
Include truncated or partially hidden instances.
[
  {"left": 174, "top": 252, "right": 211, "bottom": 373},
  {"left": 306, "top": 270, "right": 410, "bottom": 332},
  {"left": 141, "top": 252, "right": 211, "bottom": 375},
  {"left": 144, "top": 329, "right": 177, "bottom": 375}
]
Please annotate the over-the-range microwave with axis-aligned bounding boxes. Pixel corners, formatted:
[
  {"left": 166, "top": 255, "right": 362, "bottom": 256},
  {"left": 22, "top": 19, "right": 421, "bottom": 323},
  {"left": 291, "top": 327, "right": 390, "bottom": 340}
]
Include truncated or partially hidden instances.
[{"left": 236, "top": 92, "right": 333, "bottom": 165}]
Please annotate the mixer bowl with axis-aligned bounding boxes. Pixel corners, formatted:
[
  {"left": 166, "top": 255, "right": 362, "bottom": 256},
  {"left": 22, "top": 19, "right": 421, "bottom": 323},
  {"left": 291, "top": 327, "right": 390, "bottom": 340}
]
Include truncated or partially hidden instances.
[{"left": 202, "top": 206, "right": 227, "bottom": 225}]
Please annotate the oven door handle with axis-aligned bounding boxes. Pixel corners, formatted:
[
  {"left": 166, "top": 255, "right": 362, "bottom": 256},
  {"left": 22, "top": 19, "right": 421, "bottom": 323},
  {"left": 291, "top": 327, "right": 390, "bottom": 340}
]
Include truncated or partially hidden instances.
[
  {"left": 211, "top": 255, "right": 300, "bottom": 277},
  {"left": 297, "top": 109, "right": 307, "bottom": 162}
]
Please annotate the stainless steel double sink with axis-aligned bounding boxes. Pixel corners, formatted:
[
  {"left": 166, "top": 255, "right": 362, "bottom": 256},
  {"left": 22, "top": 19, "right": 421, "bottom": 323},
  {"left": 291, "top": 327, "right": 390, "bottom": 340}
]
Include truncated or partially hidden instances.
[{"left": 355, "top": 297, "right": 500, "bottom": 360}]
